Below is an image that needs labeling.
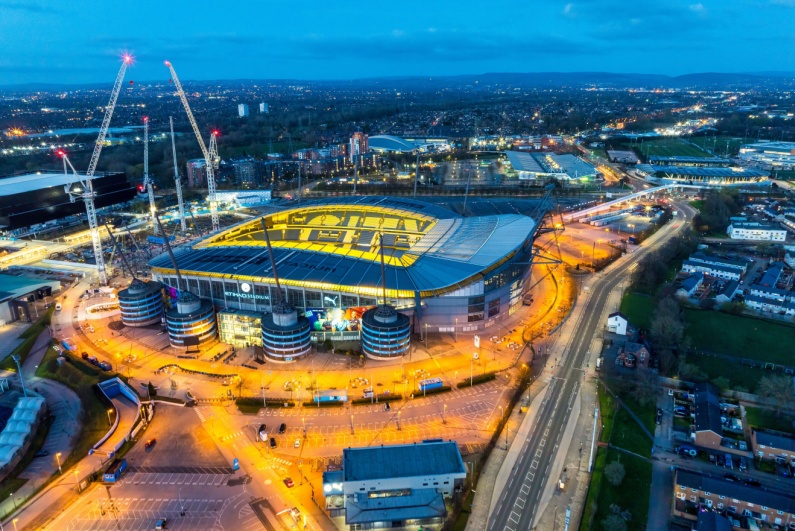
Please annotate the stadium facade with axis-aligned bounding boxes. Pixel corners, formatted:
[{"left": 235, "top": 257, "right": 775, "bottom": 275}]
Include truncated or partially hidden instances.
[
  {"left": 149, "top": 197, "right": 539, "bottom": 344},
  {"left": 0, "top": 171, "right": 136, "bottom": 230},
  {"left": 634, "top": 164, "right": 769, "bottom": 187}
]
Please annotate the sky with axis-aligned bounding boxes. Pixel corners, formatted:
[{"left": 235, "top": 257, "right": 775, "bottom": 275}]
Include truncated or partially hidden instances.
[{"left": 1, "top": 0, "right": 794, "bottom": 85}]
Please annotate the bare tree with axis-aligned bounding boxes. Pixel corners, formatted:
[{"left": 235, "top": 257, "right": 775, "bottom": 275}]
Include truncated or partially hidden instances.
[{"left": 758, "top": 375, "right": 794, "bottom": 414}]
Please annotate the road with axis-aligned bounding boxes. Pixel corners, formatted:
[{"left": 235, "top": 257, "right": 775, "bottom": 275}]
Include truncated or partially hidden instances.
[{"left": 488, "top": 201, "right": 696, "bottom": 531}]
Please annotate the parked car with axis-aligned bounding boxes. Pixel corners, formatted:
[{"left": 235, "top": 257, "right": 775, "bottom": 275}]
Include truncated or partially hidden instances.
[
  {"left": 98, "top": 361, "right": 112, "bottom": 371},
  {"left": 725, "top": 454, "right": 734, "bottom": 469},
  {"left": 279, "top": 423, "right": 286, "bottom": 434},
  {"left": 724, "top": 473, "right": 740, "bottom": 482},
  {"left": 145, "top": 438, "right": 156, "bottom": 450},
  {"left": 155, "top": 518, "right": 167, "bottom": 529},
  {"left": 294, "top": 439, "right": 301, "bottom": 448},
  {"left": 743, "top": 478, "right": 762, "bottom": 487},
  {"left": 739, "top": 458, "right": 747, "bottom": 471},
  {"left": 269, "top": 437, "right": 277, "bottom": 449}
]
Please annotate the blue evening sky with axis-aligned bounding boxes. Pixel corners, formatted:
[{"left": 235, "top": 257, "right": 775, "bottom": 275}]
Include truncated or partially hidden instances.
[{"left": 1, "top": 0, "right": 794, "bottom": 85}]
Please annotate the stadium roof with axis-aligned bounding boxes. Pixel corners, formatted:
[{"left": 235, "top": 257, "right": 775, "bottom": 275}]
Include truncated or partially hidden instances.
[
  {"left": 342, "top": 441, "right": 465, "bottom": 482},
  {"left": 149, "top": 196, "right": 536, "bottom": 297},
  {"left": 0, "top": 172, "right": 84, "bottom": 195},
  {"left": 647, "top": 156, "right": 731, "bottom": 164},
  {"left": 368, "top": 135, "right": 418, "bottom": 153},
  {"left": 637, "top": 165, "right": 769, "bottom": 178},
  {"left": 505, "top": 151, "right": 549, "bottom": 173}
]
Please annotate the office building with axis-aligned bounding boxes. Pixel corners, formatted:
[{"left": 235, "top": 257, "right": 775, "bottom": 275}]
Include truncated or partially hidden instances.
[
  {"left": 186, "top": 159, "right": 207, "bottom": 188},
  {"left": 238, "top": 104, "right": 249, "bottom": 117},
  {"left": 349, "top": 132, "right": 369, "bottom": 163},
  {"left": 727, "top": 221, "right": 786, "bottom": 241}
]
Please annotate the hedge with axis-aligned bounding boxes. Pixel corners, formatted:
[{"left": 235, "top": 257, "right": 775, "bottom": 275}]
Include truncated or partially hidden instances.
[
  {"left": 457, "top": 373, "right": 497, "bottom": 388},
  {"left": 236, "top": 397, "right": 295, "bottom": 408},
  {"left": 302, "top": 401, "right": 345, "bottom": 408},
  {"left": 411, "top": 385, "right": 452, "bottom": 397},
  {"left": 351, "top": 394, "right": 403, "bottom": 405}
]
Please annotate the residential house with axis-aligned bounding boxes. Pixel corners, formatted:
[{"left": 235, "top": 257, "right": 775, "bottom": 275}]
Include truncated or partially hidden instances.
[
  {"left": 752, "top": 430, "right": 795, "bottom": 462},
  {"left": 695, "top": 511, "right": 733, "bottom": 531},
  {"left": 727, "top": 221, "right": 787, "bottom": 242},
  {"left": 744, "top": 294, "right": 795, "bottom": 316},
  {"left": 688, "top": 252, "right": 748, "bottom": 274},
  {"left": 759, "top": 261, "right": 786, "bottom": 287},
  {"left": 747, "top": 283, "right": 789, "bottom": 301},
  {"left": 674, "top": 468, "right": 795, "bottom": 528},
  {"left": 692, "top": 382, "right": 723, "bottom": 450},
  {"left": 677, "top": 273, "right": 704, "bottom": 298},
  {"left": 606, "top": 312, "right": 628, "bottom": 335},
  {"left": 681, "top": 260, "right": 743, "bottom": 281},
  {"left": 624, "top": 342, "right": 650, "bottom": 369},
  {"left": 715, "top": 280, "right": 740, "bottom": 304}
]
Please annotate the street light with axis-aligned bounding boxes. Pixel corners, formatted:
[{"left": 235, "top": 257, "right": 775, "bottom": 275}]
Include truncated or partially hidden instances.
[
  {"left": 443, "top": 404, "right": 447, "bottom": 425},
  {"left": 106, "top": 408, "right": 114, "bottom": 426},
  {"left": 425, "top": 323, "right": 429, "bottom": 349},
  {"left": 397, "top": 411, "right": 402, "bottom": 431},
  {"left": 55, "top": 452, "right": 62, "bottom": 475},
  {"left": 350, "top": 414, "right": 354, "bottom": 435},
  {"left": 12, "top": 519, "right": 18, "bottom": 531}
]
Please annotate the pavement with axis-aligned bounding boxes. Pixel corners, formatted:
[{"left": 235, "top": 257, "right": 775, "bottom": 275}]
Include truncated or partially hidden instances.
[{"left": 483, "top": 201, "right": 696, "bottom": 531}]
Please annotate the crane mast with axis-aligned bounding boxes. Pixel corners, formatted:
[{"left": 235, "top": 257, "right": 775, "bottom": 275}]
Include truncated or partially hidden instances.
[
  {"left": 65, "top": 56, "right": 131, "bottom": 286},
  {"left": 164, "top": 61, "right": 220, "bottom": 232},
  {"left": 170, "top": 116, "right": 187, "bottom": 232},
  {"left": 143, "top": 117, "right": 158, "bottom": 234}
]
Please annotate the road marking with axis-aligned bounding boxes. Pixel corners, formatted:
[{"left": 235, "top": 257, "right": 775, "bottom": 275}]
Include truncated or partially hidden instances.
[
  {"left": 544, "top": 429, "right": 549, "bottom": 436},
  {"left": 521, "top": 484, "right": 530, "bottom": 495},
  {"left": 509, "top": 512, "right": 520, "bottom": 523},
  {"left": 530, "top": 460, "right": 538, "bottom": 469},
  {"left": 535, "top": 449, "right": 542, "bottom": 457},
  {"left": 515, "top": 498, "right": 525, "bottom": 509},
  {"left": 540, "top": 439, "right": 546, "bottom": 447}
]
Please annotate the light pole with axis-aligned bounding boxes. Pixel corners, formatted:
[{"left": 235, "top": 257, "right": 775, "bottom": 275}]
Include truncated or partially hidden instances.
[
  {"left": 9, "top": 492, "right": 16, "bottom": 510},
  {"left": 470, "top": 357, "right": 473, "bottom": 387},
  {"left": 443, "top": 404, "right": 447, "bottom": 425},
  {"left": 56, "top": 452, "right": 62, "bottom": 475},
  {"left": 454, "top": 318, "right": 458, "bottom": 342},
  {"left": 350, "top": 414, "right": 354, "bottom": 435},
  {"left": 397, "top": 411, "right": 401, "bottom": 431},
  {"left": 106, "top": 408, "right": 114, "bottom": 426},
  {"left": 12, "top": 519, "right": 18, "bottom": 531},
  {"left": 425, "top": 323, "right": 429, "bottom": 349}
]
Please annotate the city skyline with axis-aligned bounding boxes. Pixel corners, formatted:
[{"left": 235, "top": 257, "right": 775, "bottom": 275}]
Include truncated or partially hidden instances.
[{"left": 2, "top": 0, "right": 795, "bottom": 85}]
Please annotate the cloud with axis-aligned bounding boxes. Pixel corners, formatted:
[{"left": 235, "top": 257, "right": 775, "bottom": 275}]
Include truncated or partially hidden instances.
[
  {"left": 563, "top": 3, "right": 575, "bottom": 16},
  {"left": 689, "top": 3, "right": 705, "bottom": 12}
]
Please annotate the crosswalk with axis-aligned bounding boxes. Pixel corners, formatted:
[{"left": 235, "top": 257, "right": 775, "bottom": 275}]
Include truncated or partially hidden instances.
[{"left": 122, "top": 472, "right": 230, "bottom": 487}]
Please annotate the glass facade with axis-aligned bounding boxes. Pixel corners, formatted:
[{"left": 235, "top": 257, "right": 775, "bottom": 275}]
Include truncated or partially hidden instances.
[
  {"left": 218, "top": 309, "right": 263, "bottom": 347},
  {"left": 165, "top": 299, "right": 217, "bottom": 348},
  {"left": 118, "top": 280, "right": 164, "bottom": 327}
]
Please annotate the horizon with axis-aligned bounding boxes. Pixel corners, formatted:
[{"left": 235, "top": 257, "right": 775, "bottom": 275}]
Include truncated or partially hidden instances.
[{"left": 2, "top": 0, "right": 794, "bottom": 85}]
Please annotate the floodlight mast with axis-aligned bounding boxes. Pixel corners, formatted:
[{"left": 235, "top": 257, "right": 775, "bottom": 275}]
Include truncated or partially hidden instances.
[
  {"left": 260, "top": 218, "right": 283, "bottom": 303},
  {"left": 170, "top": 117, "right": 187, "bottom": 231},
  {"left": 164, "top": 61, "right": 220, "bottom": 232},
  {"left": 60, "top": 56, "right": 131, "bottom": 286},
  {"left": 143, "top": 117, "right": 158, "bottom": 234}
]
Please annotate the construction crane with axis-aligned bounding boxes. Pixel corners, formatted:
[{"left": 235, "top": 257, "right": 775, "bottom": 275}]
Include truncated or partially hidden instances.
[
  {"left": 59, "top": 55, "right": 131, "bottom": 286},
  {"left": 142, "top": 116, "right": 158, "bottom": 234},
  {"left": 164, "top": 61, "right": 220, "bottom": 232},
  {"left": 170, "top": 116, "right": 187, "bottom": 231}
]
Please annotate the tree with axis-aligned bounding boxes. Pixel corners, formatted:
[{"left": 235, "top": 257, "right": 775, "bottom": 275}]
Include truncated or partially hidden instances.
[
  {"left": 601, "top": 514, "right": 628, "bottom": 531},
  {"left": 650, "top": 297, "right": 685, "bottom": 352},
  {"left": 711, "top": 377, "right": 731, "bottom": 391},
  {"left": 604, "top": 461, "right": 626, "bottom": 486},
  {"left": 629, "top": 370, "right": 659, "bottom": 407},
  {"left": 758, "top": 375, "right": 794, "bottom": 414}
]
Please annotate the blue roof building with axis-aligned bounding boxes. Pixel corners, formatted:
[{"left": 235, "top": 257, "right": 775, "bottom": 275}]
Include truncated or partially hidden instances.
[{"left": 322, "top": 441, "right": 467, "bottom": 529}]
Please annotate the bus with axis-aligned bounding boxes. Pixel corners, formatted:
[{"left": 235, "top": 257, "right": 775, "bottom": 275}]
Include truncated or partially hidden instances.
[{"left": 417, "top": 378, "right": 443, "bottom": 392}]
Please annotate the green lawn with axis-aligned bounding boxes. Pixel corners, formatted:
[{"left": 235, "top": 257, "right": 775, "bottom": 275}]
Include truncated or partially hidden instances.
[
  {"left": 36, "top": 345, "right": 125, "bottom": 470},
  {"left": 690, "top": 136, "right": 748, "bottom": 158},
  {"left": 619, "top": 292, "right": 655, "bottom": 330},
  {"left": 745, "top": 406, "right": 795, "bottom": 435},
  {"left": 684, "top": 309, "right": 795, "bottom": 366},
  {"left": 774, "top": 170, "right": 795, "bottom": 181},
  {"left": 636, "top": 138, "right": 713, "bottom": 160},
  {"left": 685, "top": 355, "right": 769, "bottom": 393},
  {"left": 689, "top": 200, "right": 706, "bottom": 213},
  {"left": 592, "top": 449, "right": 652, "bottom": 530}
]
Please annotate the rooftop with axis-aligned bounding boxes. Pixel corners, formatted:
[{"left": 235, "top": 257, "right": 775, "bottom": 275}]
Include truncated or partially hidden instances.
[
  {"left": 693, "top": 382, "right": 722, "bottom": 435},
  {"left": 689, "top": 252, "right": 748, "bottom": 270},
  {"left": 648, "top": 156, "right": 731, "bottom": 164},
  {"left": 754, "top": 429, "right": 795, "bottom": 452},
  {"left": 676, "top": 468, "right": 795, "bottom": 514},
  {"left": 345, "top": 489, "right": 446, "bottom": 525},
  {"left": 342, "top": 441, "right": 465, "bottom": 482},
  {"left": 637, "top": 165, "right": 769, "bottom": 178},
  {"left": 682, "top": 260, "right": 743, "bottom": 276},
  {"left": 150, "top": 197, "right": 536, "bottom": 296}
]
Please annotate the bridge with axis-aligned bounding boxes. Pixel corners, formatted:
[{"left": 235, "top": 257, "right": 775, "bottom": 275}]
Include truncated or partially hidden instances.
[{"left": 562, "top": 183, "right": 707, "bottom": 222}]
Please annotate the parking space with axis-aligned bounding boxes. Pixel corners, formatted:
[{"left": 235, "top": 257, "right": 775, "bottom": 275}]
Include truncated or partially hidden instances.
[{"left": 64, "top": 497, "right": 223, "bottom": 530}]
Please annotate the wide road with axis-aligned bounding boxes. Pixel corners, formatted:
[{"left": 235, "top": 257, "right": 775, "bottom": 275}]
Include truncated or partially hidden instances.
[{"left": 488, "top": 201, "right": 696, "bottom": 531}]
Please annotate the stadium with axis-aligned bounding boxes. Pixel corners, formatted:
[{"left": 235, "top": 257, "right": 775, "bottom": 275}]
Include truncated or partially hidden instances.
[{"left": 149, "top": 196, "right": 539, "bottom": 343}]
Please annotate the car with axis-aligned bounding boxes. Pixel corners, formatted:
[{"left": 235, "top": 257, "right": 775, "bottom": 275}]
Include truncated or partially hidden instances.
[
  {"left": 283, "top": 477, "right": 294, "bottom": 488},
  {"left": 724, "top": 473, "right": 740, "bottom": 482},
  {"left": 269, "top": 437, "right": 277, "bottom": 449},
  {"left": 717, "top": 455, "right": 725, "bottom": 467},
  {"left": 155, "top": 518, "right": 167, "bottom": 529},
  {"left": 739, "top": 458, "right": 747, "bottom": 471},
  {"left": 34, "top": 450, "right": 50, "bottom": 458},
  {"left": 279, "top": 423, "right": 286, "bottom": 434},
  {"left": 655, "top": 414, "right": 662, "bottom": 425},
  {"left": 294, "top": 439, "right": 301, "bottom": 448},
  {"left": 708, "top": 454, "right": 717, "bottom": 463},
  {"left": 743, "top": 478, "right": 762, "bottom": 487},
  {"left": 289, "top": 507, "right": 301, "bottom": 521},
  {"left": 145, "top": 438, "right": 156, "bottom": 450},
  {"left": 725, "top": 454, "right": 734, "bottom": 469},
  {"left": 656, "top": 408, "right": 663, "bottom": 415}
]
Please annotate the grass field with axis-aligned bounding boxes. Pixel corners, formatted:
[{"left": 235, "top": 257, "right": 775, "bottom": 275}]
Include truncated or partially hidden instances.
[
  {"left": 619, "top": 292, "right": 655, "bottom": 330},
  {"left": 633, "top": 138, "right": 712, "bottom": 160},
  {"left": 690, "top": 136, "right": 749, "bottom": 158},
  {"left": 685, "top": 354, "right": 770, "bottom": 392},
  {"left": 684, "top": 309, "right": 795, "bottom": 366},
  {"left": 745, "top": 406, "right": 795, "bottom": 435}
]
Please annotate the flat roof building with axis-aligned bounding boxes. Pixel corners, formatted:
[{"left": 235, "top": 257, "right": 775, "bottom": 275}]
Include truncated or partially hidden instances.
[
  {"left": 727, "top": 221, "right": 787, "bottom": 241},
  {"left": 739, "top": 141, "right": 795, "bottom": 170},
  {"left": 635, "top": 164, "right": 769, "bottom": 187},
  {"left": 323, "top": 441, "right": 466, "bottom": 529}
]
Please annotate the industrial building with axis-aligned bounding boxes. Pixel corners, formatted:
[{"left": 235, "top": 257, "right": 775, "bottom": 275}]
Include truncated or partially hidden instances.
[
  {"left": 322, "top": 441, "right": 466, "bottom": 529},
  {"left": 504, "top": 151, "right": 601, "bottom": 183},
  {"left": 149, "top": 197, "right": 540, "bottom": 349},
  {"left": 0, "top": 171, "right": 136, "bottom": 230},
  {"left": 0, "top": 274, "right": 60, "bottom": 324},
  {"left": 634, "top": 164, "right": 769, "bottom": 187},
  {"left": 739, "top": 141, "right": 795, "bottom": 170}
]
